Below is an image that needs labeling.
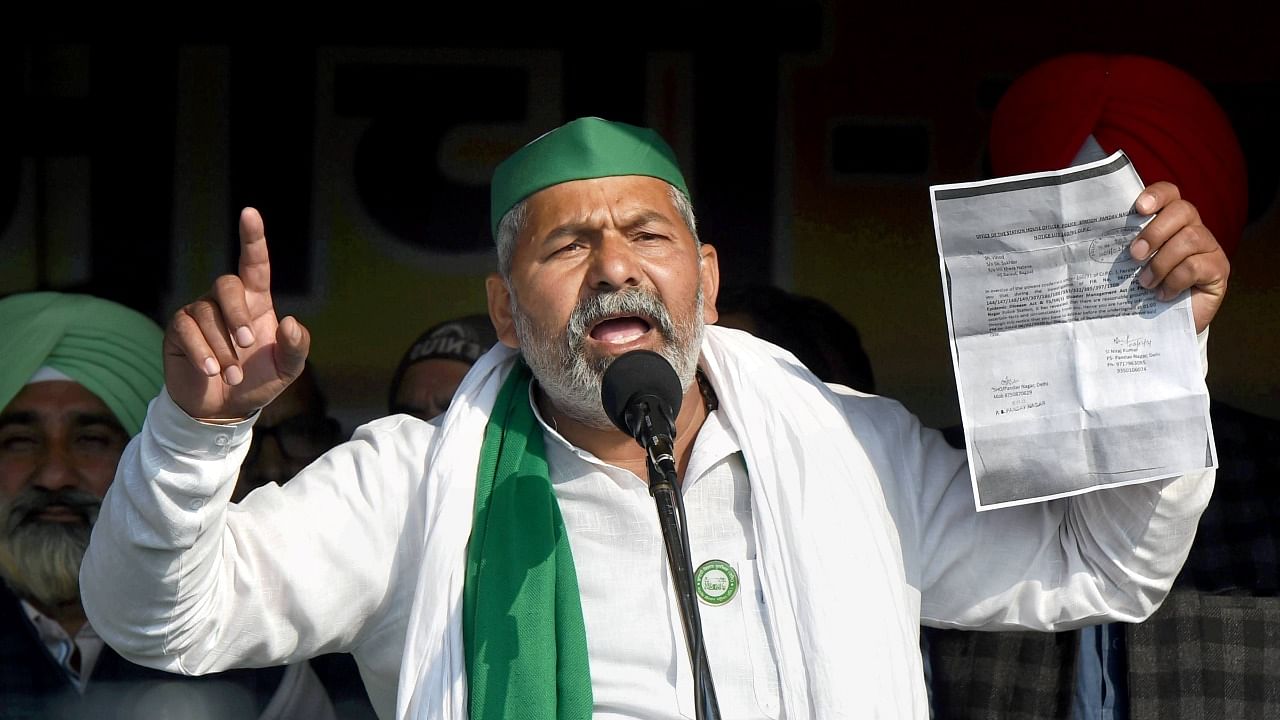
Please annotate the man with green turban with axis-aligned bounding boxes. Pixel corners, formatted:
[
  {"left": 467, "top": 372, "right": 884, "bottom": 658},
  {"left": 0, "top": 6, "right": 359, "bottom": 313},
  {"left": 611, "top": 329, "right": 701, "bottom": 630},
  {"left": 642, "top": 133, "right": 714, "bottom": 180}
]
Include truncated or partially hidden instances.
[
  {"left": 0, "top": 292, "right": 164, "bottom": 626},
  {"left": 0, "top": 291, "right": 164, "bottom": 437},
  {"left": 83, "top": 117, "right": 1230, "bottom": 719},
  {"left": 0, "top": 292, "right": 337, "bottom": 718}
]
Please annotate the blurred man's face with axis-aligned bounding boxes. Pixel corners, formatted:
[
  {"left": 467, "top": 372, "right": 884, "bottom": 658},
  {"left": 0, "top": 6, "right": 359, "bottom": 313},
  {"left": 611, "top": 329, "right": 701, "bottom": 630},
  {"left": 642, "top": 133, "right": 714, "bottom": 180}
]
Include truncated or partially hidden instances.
[
  {"left": 234, "top": 373, "right": 339, "bottom": 502},
  {"left": 0, "top": 381, "right": 127, "bottom": 607},
  {"left": 392, "top": 358, "right": 473, "bottom": 421}
]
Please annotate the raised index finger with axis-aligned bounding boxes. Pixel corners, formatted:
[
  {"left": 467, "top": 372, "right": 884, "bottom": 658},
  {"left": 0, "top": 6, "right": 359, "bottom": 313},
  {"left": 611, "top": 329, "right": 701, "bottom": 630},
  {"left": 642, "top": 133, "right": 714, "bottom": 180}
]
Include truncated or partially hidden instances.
[{"left": 238, "top": 207, "right": 272, "bottom": 294}]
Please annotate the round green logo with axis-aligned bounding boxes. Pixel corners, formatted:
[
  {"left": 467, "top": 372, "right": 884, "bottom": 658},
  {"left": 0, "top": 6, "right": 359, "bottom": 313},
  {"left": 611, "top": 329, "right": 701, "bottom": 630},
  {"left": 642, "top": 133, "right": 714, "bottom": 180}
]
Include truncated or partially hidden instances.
[{"left": 694, "top": 559, "right": 739, "bottom": 606}]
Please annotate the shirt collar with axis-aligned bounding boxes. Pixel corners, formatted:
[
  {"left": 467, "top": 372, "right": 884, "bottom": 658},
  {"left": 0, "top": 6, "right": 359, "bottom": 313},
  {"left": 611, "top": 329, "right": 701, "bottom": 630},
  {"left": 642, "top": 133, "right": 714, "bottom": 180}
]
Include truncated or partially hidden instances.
[
  {"left": 529, "top": 366, "right": 741, "bottom": 485},
  {"left": 20, "top": 598, "right": 101, "bottom": 689}
]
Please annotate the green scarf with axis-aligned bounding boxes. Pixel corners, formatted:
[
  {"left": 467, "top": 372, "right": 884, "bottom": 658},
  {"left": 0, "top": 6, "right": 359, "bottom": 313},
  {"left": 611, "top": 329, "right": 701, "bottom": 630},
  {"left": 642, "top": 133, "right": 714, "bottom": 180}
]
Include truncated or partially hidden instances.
[{"left": 464, "top": 362, "right": 592, "bottom": 719}]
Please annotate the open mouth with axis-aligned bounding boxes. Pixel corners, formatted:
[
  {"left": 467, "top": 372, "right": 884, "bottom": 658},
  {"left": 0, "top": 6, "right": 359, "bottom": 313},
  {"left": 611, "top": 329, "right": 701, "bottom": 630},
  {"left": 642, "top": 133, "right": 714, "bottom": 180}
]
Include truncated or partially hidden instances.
[{"left": 588, "top": 315, "right": 654, "bottom": 345}]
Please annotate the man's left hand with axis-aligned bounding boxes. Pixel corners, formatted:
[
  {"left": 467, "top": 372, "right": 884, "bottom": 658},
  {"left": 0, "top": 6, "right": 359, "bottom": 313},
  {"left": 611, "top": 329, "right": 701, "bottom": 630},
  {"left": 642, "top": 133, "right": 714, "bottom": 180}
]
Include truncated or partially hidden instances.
[{"left": 1129, "top": 181, "right": 1230, "bottom": 333}]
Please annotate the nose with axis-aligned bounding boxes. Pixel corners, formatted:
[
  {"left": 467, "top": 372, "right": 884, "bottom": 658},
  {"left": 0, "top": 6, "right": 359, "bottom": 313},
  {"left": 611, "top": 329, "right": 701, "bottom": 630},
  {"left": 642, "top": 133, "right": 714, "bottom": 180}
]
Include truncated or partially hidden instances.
[
  {"left": 587, "top": 232, "right": 641, "bottom": 293},
  {"left": 32, "top": 442, "right": 80, "bottom": 492}
]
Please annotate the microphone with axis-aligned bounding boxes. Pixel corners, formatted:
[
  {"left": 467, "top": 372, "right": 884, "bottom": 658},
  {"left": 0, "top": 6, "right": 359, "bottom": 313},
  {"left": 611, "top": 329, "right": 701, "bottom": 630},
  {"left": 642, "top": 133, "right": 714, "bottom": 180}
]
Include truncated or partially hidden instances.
[
  {"left": 600, "top": 349, "right": 722, "bottom": 719},
  {"left": 600, "top": 350, "right": 684, "bottom": 472}
]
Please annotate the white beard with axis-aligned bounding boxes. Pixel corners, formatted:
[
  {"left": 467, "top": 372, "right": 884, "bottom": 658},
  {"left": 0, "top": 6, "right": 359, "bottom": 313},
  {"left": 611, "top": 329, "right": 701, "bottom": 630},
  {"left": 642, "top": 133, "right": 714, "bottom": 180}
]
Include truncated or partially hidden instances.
[
  {"left": 511, "top": 284, "right": 704, "bottom": 430},
  {"left": 0, "top": 488, "right": 99, "bottom": 608}
]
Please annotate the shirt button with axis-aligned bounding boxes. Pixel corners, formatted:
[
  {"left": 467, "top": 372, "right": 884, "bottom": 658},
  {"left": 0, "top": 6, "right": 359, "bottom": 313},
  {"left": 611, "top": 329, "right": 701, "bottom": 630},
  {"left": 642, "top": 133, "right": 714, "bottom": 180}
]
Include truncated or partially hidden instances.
[
  {"left": 213, "top": 434, "right": 230, "bottom": 447},
  {"left": 189, "top": 499, "right": 204, "bottom": 511}
]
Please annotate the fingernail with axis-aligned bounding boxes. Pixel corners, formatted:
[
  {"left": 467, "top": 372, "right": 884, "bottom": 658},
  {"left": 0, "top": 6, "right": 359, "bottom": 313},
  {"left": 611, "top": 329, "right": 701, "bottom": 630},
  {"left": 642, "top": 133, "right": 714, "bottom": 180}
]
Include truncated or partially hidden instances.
[
  {"left": 224, "top": 365, "right": 244, "bottom": 386},
  {"left": 235, "top": 326, "right": 255, "bottom": 347},
  {"left": 1139, "top": 267, "right": 1155, "bottom": 288},
  {"left": 1136, "top": 194, "right": 1155, "bottom": 214},
  {"left": 1130, "top": 238, "right": 1149, "bottom": 260},
  {"left": 203, "top": 357, "right": 220, "bottom": 377},
  {"left": 285, "top": 317, "right": 301, "bottom": 343}
]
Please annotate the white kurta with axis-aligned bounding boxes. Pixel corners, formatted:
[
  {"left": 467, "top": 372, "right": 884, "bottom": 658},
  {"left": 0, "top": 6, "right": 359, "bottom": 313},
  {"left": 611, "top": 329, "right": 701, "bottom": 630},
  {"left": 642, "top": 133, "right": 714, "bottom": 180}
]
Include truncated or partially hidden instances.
[
  {"left": 80, "top": 327, "right": 1214, "bottom": 719},
  {"left": 545, "top": 395, "right": 783, "bottom": 719}
]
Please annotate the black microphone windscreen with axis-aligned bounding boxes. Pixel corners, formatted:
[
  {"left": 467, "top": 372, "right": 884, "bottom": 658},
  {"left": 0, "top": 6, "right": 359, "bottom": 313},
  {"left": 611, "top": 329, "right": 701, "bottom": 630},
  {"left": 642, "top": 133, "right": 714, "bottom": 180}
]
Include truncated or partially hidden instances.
[{"left": 599, "top": 350, "right": 684, "bottom": 436}]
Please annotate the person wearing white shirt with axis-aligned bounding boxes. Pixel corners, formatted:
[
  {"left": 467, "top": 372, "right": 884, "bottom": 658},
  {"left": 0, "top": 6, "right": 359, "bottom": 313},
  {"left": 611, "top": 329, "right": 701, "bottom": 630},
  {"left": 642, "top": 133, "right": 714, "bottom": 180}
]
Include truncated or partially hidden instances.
[{"left": 80, "top": 117, "right": 1231, "bottom": 719}]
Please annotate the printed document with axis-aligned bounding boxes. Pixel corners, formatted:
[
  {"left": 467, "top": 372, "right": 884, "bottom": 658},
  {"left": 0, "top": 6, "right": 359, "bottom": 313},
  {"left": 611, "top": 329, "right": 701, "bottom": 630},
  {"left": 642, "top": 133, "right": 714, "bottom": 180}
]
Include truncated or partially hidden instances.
[{"left": 930, "top": 151, "right": 1215, "bottom": 510}]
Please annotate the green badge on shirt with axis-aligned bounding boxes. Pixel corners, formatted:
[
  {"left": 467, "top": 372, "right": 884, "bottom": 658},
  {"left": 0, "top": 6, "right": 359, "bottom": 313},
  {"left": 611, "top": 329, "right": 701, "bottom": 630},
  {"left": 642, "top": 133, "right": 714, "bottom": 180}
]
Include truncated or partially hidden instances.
[{"left": 694, "top": 559, "right": 739, "bottom": 606}]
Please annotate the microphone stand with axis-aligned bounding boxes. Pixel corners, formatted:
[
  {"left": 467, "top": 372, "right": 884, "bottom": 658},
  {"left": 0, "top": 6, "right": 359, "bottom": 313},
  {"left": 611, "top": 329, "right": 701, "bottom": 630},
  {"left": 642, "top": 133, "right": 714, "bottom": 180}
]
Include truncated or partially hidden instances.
[{"left": 642, "top": 430, "right": 722, "bottom": 720}]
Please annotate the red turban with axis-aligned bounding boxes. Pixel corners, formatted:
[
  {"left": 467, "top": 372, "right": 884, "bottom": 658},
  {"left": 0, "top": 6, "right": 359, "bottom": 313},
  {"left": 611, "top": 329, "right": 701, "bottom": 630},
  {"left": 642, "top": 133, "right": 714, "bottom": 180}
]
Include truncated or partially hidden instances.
[{"left": 990, "top": 54, "right": 1248, "bottom": 258}]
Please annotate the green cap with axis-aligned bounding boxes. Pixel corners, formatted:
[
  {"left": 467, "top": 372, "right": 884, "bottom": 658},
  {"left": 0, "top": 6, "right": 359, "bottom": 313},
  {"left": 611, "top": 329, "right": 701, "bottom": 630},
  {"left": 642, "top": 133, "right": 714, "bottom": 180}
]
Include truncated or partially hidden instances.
[
  {"left": 490, "top": 117, "right": 690, "bottom": 236},
  {"left": 0, "top": 292, "right": 164, "bottom": 436}
]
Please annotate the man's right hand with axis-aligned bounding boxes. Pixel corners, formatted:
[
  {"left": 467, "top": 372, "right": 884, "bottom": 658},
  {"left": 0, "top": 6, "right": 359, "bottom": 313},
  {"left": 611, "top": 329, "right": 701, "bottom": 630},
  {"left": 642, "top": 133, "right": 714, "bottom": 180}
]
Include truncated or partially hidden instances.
[{"left": 164, "top": 208, "right": 311, "bottom": 420}]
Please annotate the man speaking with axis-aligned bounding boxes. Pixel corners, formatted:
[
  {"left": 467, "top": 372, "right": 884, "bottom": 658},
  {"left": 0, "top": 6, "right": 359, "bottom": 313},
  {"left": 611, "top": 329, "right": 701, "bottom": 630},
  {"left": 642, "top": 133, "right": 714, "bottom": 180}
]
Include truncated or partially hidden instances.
[{"left": 81, "top": 117, "right": 1228, "bottom": 719}]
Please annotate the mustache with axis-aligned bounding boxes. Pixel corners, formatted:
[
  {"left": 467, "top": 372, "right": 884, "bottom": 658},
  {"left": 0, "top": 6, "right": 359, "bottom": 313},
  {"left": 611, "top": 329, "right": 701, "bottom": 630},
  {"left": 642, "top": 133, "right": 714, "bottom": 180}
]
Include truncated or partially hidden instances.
[
  {"left": 565, "top": 287, "right": 677, "bottom": 352},
  {"left": 2, "top": 486, "right": 101, "bottom": 534}
]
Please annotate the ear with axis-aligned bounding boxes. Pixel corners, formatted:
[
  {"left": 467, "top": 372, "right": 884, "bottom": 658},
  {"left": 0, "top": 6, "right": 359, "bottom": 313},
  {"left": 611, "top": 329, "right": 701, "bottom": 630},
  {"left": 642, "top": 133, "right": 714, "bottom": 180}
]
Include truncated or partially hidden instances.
[
  {"left": 698, "top": 243, "right": 720, "bottom": 324},
  {"left": 485, "top": 273, "right": 521, "bottom": 349}
]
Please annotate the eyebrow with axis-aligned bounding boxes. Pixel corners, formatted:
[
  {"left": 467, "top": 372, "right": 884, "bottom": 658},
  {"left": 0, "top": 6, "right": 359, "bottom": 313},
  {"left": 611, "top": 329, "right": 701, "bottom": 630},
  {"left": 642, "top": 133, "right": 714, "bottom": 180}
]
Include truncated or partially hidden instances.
[
  {"left": 621, "top": 210, "right": 673, "bottom": 228},
  {"left": 72, "top": 413, "right": 128, "bottom": 434},
  {"left": 0, "top": 411, "right": 37, "bottom": 430},
  {"left": 0, "top": 411, "right": 125, "bottom": 434}
]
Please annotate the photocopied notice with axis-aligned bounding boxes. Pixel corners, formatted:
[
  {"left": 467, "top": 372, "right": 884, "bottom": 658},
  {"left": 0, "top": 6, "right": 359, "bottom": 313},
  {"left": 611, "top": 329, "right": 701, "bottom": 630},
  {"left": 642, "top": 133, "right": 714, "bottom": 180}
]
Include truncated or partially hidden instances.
[{"left": 931, "top": 151, "right": 1216, "bottom": 510}]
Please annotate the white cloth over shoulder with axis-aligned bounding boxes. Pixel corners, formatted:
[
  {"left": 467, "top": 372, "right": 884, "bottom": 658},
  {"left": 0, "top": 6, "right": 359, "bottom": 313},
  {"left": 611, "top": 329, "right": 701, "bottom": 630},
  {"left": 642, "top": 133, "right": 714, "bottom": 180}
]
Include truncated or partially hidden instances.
[{"left": 399, "top": 328, "right": 927, "bottom": 719}]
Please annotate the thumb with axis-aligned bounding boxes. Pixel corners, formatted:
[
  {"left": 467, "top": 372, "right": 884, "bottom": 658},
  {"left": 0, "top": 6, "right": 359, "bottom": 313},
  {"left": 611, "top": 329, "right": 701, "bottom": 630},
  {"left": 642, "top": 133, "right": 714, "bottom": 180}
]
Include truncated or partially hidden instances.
[{"left": 275, "top": 315, "right": 311, "bottom": 381}]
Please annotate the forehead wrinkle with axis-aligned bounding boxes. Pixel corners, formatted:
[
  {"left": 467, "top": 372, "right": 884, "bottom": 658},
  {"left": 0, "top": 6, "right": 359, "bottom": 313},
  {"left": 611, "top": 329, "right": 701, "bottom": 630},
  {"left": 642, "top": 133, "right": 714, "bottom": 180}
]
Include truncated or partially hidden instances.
[
  {"left": 531, "top": 178, "right": 678, "bottom": 230},
  {"left": 540, "top": 206, "right": 674, "bottom": 242},
  {"left": 541, "top": 220, "right": 601, "bottom": 244}
]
